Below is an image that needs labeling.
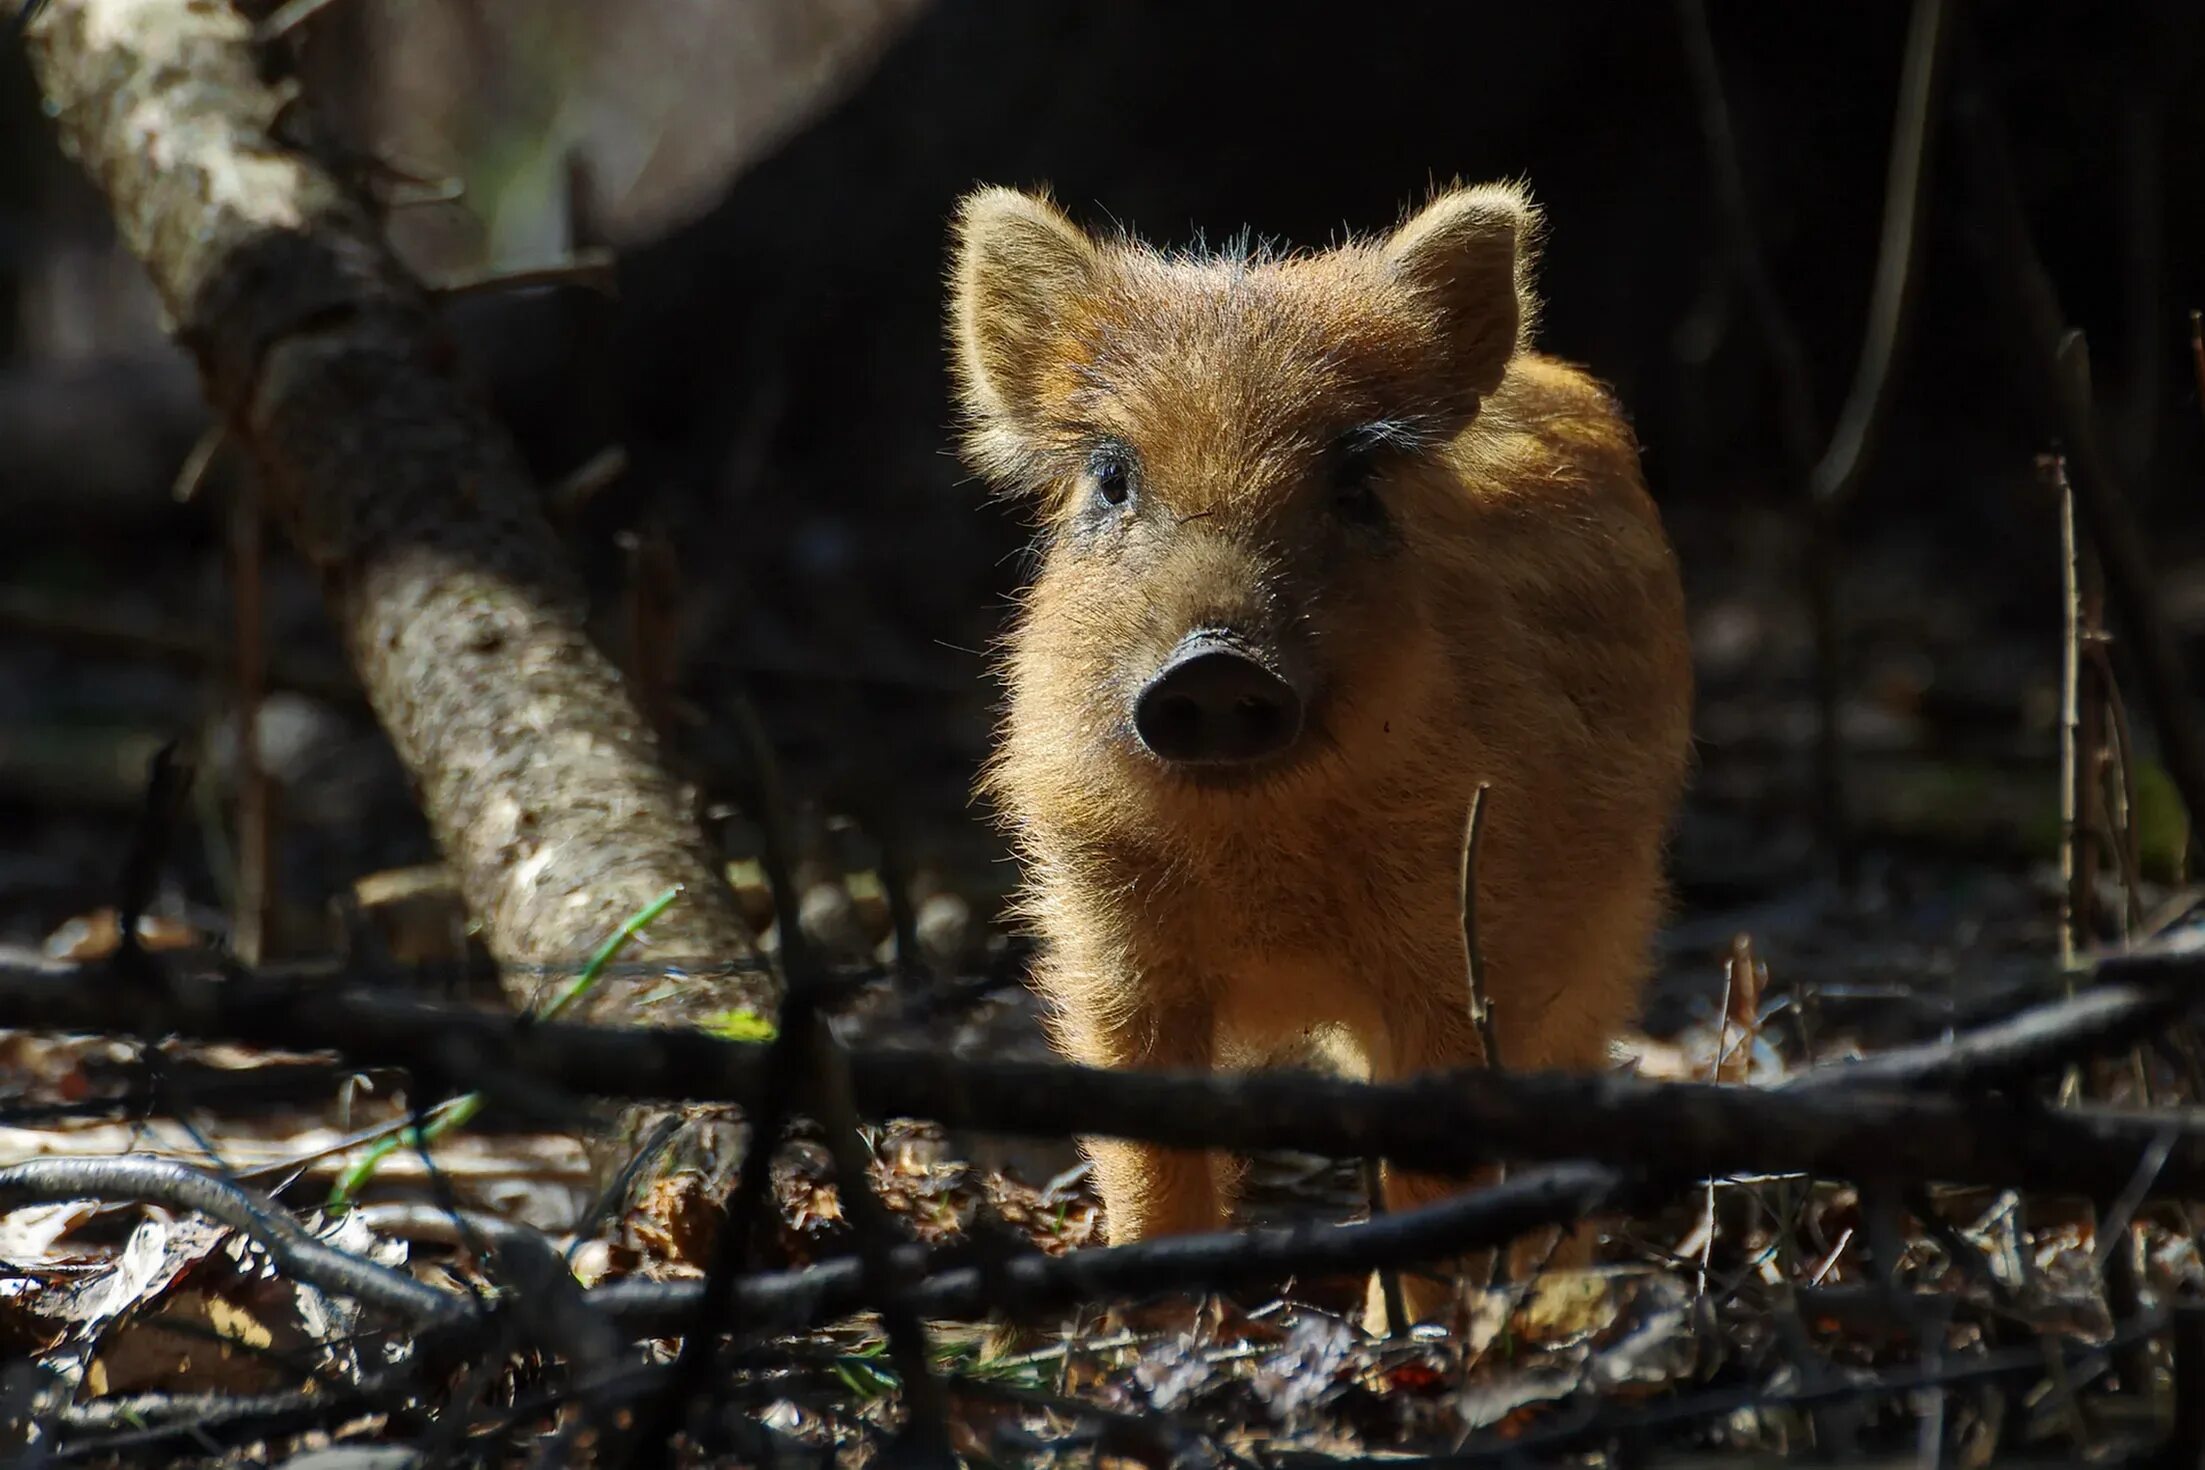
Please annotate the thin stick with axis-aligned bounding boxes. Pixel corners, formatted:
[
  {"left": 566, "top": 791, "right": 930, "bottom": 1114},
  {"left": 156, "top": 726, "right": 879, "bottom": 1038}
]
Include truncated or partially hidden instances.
[
  {"left": 1460, "top": 783, "right": 1500, "bottom": 1071},
  {"left": 171, "top": 423, "right": 225, "bottom": 503},
  {"left": 2094, "top": 666, "right": 2149, "bottom": 934},
  {"left": 1696, "top": 946, "right": 1737, "bottom": 1298},
  {"left": 431, "top": 248, "right": 618, "bottom": 301},
  {"left": 1362, "top": 1155, "right": 1409, "bottom": 1339},
  {"left": 252, "top": 0, "right": 349, "bottom": 44},
  {"left": 619, "top": 523, "right": 682, "bottom": 745},
  {"left": 228, "top": 473, "right": 273, "bottom": 966},
  {"left": 2190, "top": 309, "right": 2205, "bottom": 433},
  {"left": 593, "top": 1161, "right": 1627, "bottom": 1340},
  {"left": 114, "top": 741, "right": 192, "bottom": 1003},
  {"left": 1807, "top": 0, "right": 1956, "bottom": 511},
  {"left": 2053, "top": 451, "right": 2080, "bottom": 970},
  {"left": 2050, "top": 449, "right": 2093, "bottom": 1113},
  {"left": 549, "top": 444, "right": 629, "bottom": 522},
  {"left": 1458, "top": 781, "right": 1512, "bottom": 1298}
]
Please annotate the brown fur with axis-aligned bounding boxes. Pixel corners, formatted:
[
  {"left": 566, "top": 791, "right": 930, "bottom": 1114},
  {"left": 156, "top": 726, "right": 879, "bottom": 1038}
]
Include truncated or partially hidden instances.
[{"left": 946, "top": 182, "right": 1693, "bottom": 1328}]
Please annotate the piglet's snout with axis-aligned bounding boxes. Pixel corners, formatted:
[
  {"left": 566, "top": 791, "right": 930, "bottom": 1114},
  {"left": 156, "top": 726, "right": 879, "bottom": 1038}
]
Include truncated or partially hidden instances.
[{"left": 1132, "top": 632, "right": 1305, "bottom": 766}]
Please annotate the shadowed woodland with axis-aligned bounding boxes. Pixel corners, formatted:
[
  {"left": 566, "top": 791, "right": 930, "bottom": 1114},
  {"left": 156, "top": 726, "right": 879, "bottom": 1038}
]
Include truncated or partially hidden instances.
[{"left": 7, "top": 0, "right": 2205, "bottom": 1464}]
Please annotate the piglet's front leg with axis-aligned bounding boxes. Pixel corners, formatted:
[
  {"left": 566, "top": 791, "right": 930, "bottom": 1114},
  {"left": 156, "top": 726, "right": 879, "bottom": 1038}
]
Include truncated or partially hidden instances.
[{"left": 1045, "top": 984, "right": 1229, "bottom": 1244}]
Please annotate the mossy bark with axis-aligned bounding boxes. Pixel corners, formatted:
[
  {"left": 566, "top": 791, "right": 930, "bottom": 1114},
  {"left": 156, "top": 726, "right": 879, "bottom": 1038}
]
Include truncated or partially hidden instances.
[{"left": 21, "top": 0, "right": 762, "bottom": 1026}]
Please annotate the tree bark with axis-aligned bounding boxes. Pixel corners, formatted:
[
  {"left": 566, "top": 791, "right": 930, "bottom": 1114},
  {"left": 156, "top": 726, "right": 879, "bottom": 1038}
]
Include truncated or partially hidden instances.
[{"left": 20, "top": 0, "right": 760, "bottom": 1019}]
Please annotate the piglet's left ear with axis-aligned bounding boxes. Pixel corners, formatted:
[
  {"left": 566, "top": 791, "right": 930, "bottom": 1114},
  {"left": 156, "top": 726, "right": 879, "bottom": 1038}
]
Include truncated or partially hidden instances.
[
  {"left": 1381, "top": 182, "right": 1540, "bottom": 400},
  {"left": 949, "top": 186, "right": 1098, "bottom": 426}
]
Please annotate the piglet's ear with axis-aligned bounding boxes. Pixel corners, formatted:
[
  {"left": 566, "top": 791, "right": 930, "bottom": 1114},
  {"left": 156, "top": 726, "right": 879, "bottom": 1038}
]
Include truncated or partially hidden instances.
[
  {"left": 1381, "top": 182, "right": 1540, "bottom": 401},
  {"left": 949, "top": 187, "right": 1098, "bottom": 425}
]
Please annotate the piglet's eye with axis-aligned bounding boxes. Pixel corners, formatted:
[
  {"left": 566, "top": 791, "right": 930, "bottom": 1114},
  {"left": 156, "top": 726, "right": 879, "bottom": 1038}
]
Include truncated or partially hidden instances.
[
  {"left": 1330, "top": 444, "right": 1387, "bottom": 526},
  {"left": 1089, "top": 448, "right": 1135, "bottom": 509}
]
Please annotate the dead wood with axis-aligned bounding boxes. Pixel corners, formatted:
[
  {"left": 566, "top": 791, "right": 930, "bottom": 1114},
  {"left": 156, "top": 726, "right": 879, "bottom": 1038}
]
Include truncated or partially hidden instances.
[
  {"left": 16, "top": 0, "right": 757, "bottom": 1016},
  {"left": 586, "top": 1160, "right": 1626, "bottom": 1338},
  {"left": 5, "top": 950, "right": 2205, "bottom": 1207}
]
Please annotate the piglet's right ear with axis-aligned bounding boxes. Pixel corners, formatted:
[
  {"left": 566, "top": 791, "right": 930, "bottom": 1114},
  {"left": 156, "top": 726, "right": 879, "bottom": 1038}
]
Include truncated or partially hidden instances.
[
  {"left": 950, "top": 187, "right": 1097, "bottom": 425},
  {"left": 1381, "top": 182, "right": 1538, "bottom": 402}
]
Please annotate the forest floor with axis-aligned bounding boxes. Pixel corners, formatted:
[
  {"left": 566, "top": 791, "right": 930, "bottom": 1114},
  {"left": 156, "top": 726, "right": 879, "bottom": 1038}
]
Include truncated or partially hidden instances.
[{"left": 4, "top": 470, "right": 2204, "bottom": 1465}]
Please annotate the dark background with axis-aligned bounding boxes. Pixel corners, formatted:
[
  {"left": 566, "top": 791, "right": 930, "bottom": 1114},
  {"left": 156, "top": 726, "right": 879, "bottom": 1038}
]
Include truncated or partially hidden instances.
[{"left": 4, "top": 0, "right": 2203, "bottom": 986}]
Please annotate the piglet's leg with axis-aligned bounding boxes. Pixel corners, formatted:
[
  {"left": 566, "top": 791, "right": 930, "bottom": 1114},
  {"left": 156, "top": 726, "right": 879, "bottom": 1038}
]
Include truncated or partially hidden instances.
[
  {"left": 1369, "top": 1008, "right": 1503, "bottom": 1331},
  {"left": 1055, "top": 998, "right": 1227, "bottom": 1244},
  {"left": 1369, "top": 999, "right": 1613, "bottom": 1332}
]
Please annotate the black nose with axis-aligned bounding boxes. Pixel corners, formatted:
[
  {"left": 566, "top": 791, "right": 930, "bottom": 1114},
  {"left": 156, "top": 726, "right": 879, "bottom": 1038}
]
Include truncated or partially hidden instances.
[{"left": 1133, "top": 635, "right": 1305, "bottom": 766}]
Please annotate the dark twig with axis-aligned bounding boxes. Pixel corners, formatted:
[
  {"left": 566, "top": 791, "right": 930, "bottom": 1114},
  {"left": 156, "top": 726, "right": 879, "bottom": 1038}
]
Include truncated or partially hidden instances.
[
  {"left": 2054, "top": 447, "right": 2096, "bottom": 991},
  {"left": 0, "top": 590, "right": 969, "bottom": 710},
  {"left": 2190, "top": 309, "right": 2205, "bottom": 442},
  {"left": 1806, "top": 0, "right": 1957, "bottom": 512},
  {"left": 2093, "top": 1125, "right": 2177, "bottom": 1278},
  {"left": 568, "top": 1110, "right": 684, "bottom": 1258},
  {"left": 11, "top": 953, "right": 2205, "bottom": 1210},
  {"left": 1368, "top": 781, "right": 1503, "bottom": 1330},
  {"left": 1678, "top": 0, "right": 1831, "bottom": 870},
  {"left": 366, "top": 1204, "right": 623, "bottom": 1383},
  {"left": 43, "top": 1384, "right": 392, "bottom": 1463},
  {"left": 0, "top": 1158, "right": 470, "bottom": 1329},
  {"left": 116, "top": 743, "right": 191, "bottom": 965},
  {"left": 590, "top": 1161, "right": 1624, "bottom": 1338},
  {"left": 2097, "top": 1128, "right": 2172, "bottom": 1399},
  {"left": 1779, "top": 978, "right": 2197, "bottom": 1095},
  {"left": 619, "top": 523, "right": 683, "bottom": 746},
  {"left": 804, "top": 1031, "right": 956, "bottom": 1463}
]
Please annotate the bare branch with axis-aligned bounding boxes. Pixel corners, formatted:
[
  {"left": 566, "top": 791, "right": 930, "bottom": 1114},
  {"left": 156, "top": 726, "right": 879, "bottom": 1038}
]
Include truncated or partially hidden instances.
[
  {"left": 0, "top": 1157, "right": 471, "bottom": 1329},
  {"left": 6, "top": 951, "right": 2205, "bottom": 1206},
  {"left": 588, "top": 1161, "right": 1625, "bottom": 1338}
]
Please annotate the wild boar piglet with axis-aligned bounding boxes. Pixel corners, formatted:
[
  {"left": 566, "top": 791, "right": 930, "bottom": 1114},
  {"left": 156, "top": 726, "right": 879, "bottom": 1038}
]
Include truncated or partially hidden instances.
[{"left": 947, "top": 181, "right": 1693, "bottom": 1327}]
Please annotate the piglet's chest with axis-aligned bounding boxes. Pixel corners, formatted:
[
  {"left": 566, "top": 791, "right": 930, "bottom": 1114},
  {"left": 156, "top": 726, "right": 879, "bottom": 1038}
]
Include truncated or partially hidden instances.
[{"left": 1207, "top": 948, "right": 1399, "bottom": 1079}]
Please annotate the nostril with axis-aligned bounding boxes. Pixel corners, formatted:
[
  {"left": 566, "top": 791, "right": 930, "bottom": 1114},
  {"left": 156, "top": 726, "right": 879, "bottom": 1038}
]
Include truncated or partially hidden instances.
[
  {"left": 1133, "top": 640, "right": 1305, "bottom": 767},
  {"left": 1146, "top": 693, "right": 1203, "bottom": 756},
  {"left": 1234, "top": 694, "right": 1284, "bottom": 747}
]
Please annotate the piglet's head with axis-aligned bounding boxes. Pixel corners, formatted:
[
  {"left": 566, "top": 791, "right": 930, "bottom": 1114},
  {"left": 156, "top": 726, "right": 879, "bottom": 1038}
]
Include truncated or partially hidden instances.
[{"left": 949, "top": 183, "right": 1539, "bottom": 801}]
